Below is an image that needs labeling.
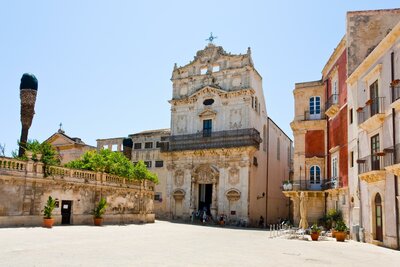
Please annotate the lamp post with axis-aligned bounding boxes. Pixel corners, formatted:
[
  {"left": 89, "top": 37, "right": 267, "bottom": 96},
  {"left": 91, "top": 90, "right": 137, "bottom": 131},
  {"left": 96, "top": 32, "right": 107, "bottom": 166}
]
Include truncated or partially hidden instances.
[{"left": 18, "top": 73, "right": 38, "bottom": 157}]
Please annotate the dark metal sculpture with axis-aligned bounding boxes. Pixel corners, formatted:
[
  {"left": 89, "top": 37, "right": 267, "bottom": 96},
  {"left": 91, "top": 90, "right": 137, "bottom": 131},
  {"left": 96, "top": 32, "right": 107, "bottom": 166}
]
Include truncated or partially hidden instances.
[{"left": 18, "top": 73, "right": 38, "bottom": 157}]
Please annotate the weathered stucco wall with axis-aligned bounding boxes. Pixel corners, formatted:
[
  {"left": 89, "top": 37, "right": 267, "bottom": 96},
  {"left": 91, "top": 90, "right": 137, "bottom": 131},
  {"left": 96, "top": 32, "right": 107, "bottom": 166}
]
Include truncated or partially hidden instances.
[{"left": 0, "top": 157, "right": 155, "bottom": 227}]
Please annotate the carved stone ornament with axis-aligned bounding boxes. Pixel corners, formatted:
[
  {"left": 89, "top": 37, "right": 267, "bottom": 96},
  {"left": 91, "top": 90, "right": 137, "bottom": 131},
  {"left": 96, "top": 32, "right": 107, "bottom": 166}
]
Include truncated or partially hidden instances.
[
  {"left": 192, "top": 164, "right": 219, "bottom": 184},
  {"left": 173, "top": 189, "right": 185, "bottom": 200},
  {"left": 177, "top": 115, "right": 187, "bottom": 134},
  {"left": 228, "top": 167, "right": 240, "bottom": 186},
  {"left": 226, "top": 189, "right": 241, "bottom": 201},
  {"left": 229, "top": 108, "right": 242, "bottom": 129},
  {"left": 174, "top": 170, "right": 184, "bottom": 187}
]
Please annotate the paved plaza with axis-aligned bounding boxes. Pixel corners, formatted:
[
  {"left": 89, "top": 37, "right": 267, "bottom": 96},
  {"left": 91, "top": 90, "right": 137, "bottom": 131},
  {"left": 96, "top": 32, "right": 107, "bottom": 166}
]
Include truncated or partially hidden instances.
[{"left": 0, "top": 220, "right": 399, "bottom": 266}]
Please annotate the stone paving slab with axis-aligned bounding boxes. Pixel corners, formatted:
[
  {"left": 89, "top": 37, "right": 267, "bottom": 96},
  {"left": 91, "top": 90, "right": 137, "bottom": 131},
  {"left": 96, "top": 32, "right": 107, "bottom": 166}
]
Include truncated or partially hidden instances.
[{"left": 0, "top": 220, "right": 399, "bottom": 266}]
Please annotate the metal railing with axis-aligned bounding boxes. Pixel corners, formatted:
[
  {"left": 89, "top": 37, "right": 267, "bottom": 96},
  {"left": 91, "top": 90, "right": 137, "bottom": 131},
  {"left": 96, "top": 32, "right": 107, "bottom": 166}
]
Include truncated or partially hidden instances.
[
  {"left": 383, "top": 143, "right": 400, "bottom": 166},
  {"left": 324, "top": 177, "right": 343, "bottom": 189},
  {"left": 282, "top": 179, "right": 329, "bottom": 191},
  {"left": 160, "top": 128, "right": 262, "bottom": 152},
  {"left": 303, "top": 110, "right": 326, "bottom": 121},
  {"left": 357, "top": 154, "right": 385, "bottom": 174},
  {"left": 357, "top": 97, "right": 385, "bottom": 125},
  {"left": 325, "top": 94, "right": 339, "bottom": 110}
]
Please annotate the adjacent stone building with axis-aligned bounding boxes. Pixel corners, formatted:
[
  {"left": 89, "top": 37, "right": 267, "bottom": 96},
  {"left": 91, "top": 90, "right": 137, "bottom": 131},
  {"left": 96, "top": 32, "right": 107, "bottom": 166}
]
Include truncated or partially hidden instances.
[
  {"left": 46, "top": 128, "right": 95, "bottom": 164},
  {"left": 286, "top": 8, "right": 400, "bottom": 250},
  {"left": 347, "top": 16, "right": 400, "bottom": 249}
]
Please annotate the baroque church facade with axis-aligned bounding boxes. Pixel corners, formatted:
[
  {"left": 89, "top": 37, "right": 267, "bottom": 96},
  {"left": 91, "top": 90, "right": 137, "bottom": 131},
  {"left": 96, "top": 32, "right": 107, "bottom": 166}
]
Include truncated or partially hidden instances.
[{"left": 97, "top": 43, "right": 292, "bottom": 226}]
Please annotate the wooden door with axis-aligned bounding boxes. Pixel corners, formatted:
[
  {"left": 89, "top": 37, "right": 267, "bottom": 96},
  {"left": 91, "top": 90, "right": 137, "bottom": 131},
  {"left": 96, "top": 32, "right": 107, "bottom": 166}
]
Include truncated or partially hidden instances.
[{"left": 61, "top": 200, "right": 72, "bottom": 225}]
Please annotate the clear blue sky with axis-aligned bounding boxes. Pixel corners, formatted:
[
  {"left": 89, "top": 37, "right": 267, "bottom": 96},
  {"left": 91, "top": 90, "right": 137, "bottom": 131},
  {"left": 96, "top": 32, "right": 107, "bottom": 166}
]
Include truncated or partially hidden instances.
[{"left": 1, "top": 1, "right": 399, "bottom": 156}]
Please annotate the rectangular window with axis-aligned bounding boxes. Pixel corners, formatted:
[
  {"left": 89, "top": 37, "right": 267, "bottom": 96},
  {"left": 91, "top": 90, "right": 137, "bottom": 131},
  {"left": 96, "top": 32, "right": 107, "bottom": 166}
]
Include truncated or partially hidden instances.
[
  {"left": 203, "top": 119, "right": 212, "bottom": 137},
  {"left": 332, "top": 156, "right": 338, "bottom": 178},
  {"left": 155, "top": 160, "right": 164, "bottom": 167},
  {"left": 212, "top": 65, "right": 220, "bottom": 72},
  {"left": 370, "top": 80, "right": 379, "bottom": 116},
  {"left": 144, "top": 161, "right": 152, "bottom": 168},
  {"left": 154, "top": 193, "right": 162, "bottom": 202},
  {"left": 134, "top": 143, "right": 142, "bottom": 149},
  {"left": 156, "top": 141, "right": 162, "bottom": 148},
  {"left": 251, "top": 96, "right": 254, "bottom": 108},
  {"left": 349, "top": 108, "right": 353, "bottom": 124},
  {"left": 350, "top": 151, "right": 354, "bottom": 168},
  {"left": 253, "top": 157, "right": 258, "bottom": 166},
  {"left": 145, "top": 142, "right": 153, "bottom": 149},
  {"left": 371, "top": 134, "right": 380, "bottom": 170}
]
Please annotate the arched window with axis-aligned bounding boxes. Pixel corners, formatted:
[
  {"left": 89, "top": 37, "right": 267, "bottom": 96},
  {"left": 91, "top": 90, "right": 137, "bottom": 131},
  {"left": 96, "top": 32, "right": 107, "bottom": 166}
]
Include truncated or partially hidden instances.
[
  {"left": 309, "top": 96, "right": 321, "bottom": 119},
  {"left": 309, "top": 165, "right": 321, "bottom": 184},
  {"left": 375, "top": 193, "right": 383, "bottom": 242}
]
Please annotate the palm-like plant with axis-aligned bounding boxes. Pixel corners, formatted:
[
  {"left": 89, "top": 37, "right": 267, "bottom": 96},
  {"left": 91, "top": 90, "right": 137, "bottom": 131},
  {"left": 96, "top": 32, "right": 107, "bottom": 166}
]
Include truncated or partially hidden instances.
[
  {"left": 94, "top": 198, "right": 107, "bottom": 219},
  {"left": 43, "top": 196, "right": 56, "bottom": 219},
  {"left": 18, "top": 73, "right": 38, "bottom": 157}
]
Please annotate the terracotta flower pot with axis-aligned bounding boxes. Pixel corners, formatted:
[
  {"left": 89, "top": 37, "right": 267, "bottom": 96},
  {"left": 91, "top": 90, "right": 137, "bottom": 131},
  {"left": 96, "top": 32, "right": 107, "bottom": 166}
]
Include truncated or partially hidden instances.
[
  {"left": 94, "top": 217, "right": 103, "bottom": 226},
  {"left": 43, "top": 218, "right": 55, "bottom": 228},
  {"left": 311, "top": 232, "right": 320, "bottom": 241},
  {"left": 335, "top": 231, "right": 346, "bottom": 242}
]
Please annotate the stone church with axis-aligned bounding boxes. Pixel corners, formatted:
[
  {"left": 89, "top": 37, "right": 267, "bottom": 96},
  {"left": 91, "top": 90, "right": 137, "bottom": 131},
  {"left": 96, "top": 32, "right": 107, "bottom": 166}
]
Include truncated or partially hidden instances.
[{"left": 97, "top": 43, "right": 293, "bottom": 226}]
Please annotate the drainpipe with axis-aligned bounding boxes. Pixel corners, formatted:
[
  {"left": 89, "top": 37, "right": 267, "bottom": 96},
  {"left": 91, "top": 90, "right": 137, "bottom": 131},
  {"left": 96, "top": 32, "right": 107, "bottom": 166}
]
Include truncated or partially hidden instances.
[
  {"left": 391, "top": 51, "right": 400, "bottom": 250},
  {"left": 325, "top": 79, "right": 329, "bottom": 215},
  {"left": 393, "top": 108, "right": 400, "bottom": 250},
  {"left": 265, "top": 118, "right": 270, "bottom": 224}
]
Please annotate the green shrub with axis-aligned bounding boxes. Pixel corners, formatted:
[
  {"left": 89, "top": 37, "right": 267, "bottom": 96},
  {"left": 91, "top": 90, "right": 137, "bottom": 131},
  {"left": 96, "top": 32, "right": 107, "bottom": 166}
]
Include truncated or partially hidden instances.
[
  {"left": 43, "top": 196, "right": 56, "bottom": 219},
  {"left": 94, "top": 198, "right": 107, "bottom": 219},
  {"left": 334, "top": 220, "right": 348, "bottom": 232},
  {"left": 65, "top": 149, "right": 158, "bottom": 184}
]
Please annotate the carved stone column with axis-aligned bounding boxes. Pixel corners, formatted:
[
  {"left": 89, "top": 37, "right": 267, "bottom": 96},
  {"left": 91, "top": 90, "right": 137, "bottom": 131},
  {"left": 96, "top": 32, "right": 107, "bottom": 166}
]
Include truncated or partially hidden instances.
[
  {"left": 190, "top": 178, "right": 196, "bottom": 214},
  {"left": 211, "top": 181, "right": 217, "bottom": 218}
]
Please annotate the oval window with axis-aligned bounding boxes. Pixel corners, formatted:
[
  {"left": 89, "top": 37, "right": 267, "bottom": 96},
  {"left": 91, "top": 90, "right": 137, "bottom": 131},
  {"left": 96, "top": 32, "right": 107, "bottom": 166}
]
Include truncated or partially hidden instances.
[{"left": 203, "top": 99, "right": 214, "bottom": 105}]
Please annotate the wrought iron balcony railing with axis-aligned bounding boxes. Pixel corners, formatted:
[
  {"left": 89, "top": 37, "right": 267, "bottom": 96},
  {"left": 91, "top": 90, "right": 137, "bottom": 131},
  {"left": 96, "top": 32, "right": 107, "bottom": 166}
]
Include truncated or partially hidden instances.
[
  {"left": 325, "top": 94, "right": 339, "bottom": 110},
  {"left": 160, "top": 128, "right": 262, "bottom": 152},
  {"left": 391, "top": 80, "right": 400, "bottom": 103},
  {"left": 357, "top": 97, "right": 385, "bottom": 125},
  {"left": 383, "top": 143, "right": 400, "bottom": 166},
  {"left": 282, "top": 179, "right": 329, "bottom": 191},
  {"left": 357, "top": 154, "right": 386, "bottom": 174}
]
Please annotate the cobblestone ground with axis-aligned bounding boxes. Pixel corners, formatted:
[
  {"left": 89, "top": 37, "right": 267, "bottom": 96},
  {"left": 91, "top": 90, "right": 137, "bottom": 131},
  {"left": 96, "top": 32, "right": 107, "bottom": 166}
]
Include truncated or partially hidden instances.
[{"left": 0, "top": 220, "right": 399, "bottom": 267}]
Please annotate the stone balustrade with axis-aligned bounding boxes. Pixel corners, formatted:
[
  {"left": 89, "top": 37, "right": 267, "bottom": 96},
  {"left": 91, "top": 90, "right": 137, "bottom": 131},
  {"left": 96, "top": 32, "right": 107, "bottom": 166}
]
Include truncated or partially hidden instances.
[{"left": 0, "top": 156, "right": 149, "bottom": 190}]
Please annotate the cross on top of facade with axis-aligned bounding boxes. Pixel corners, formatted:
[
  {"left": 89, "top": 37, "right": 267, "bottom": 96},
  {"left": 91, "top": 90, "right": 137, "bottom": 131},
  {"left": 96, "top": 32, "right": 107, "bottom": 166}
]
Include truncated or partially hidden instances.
[{"left": 205, "top": 32, "right": 217, "bottom": 44}]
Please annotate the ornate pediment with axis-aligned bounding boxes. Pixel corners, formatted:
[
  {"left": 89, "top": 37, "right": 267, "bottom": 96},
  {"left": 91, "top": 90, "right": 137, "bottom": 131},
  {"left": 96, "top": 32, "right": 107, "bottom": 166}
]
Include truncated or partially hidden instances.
[{"left": 198, "top": 108, "right": 217, "bottom": 118}]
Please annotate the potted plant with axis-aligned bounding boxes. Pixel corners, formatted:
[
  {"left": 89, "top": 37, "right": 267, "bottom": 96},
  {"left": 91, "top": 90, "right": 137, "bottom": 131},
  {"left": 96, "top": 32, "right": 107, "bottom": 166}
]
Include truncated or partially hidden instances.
[
  {"left": 310, "top": 223, "right": 321, "bottom": 241},
  {"left": 334, "top": 220, "right": 348, "bottom": 242},
  {"left": 327, "top": 209, "right": 342, "bottom": 237},
  {"left": 93, "top": 197, "right": 107, "bottom": 226},
  {"left": 43, "top": 196, "right": 56, "bottom": 228}
]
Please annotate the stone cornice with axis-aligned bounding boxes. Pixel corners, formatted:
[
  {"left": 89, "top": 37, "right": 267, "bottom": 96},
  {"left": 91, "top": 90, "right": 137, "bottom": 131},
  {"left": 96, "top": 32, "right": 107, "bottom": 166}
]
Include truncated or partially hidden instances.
[
  {"left": 347, "top": 21, "right": 400, "bottom": 85},
  {"left": 169, "top": 86, "right": 255, "bottom": 106},
  {"left": 322, "top": 36, "right": 346, "bottom": 79}
]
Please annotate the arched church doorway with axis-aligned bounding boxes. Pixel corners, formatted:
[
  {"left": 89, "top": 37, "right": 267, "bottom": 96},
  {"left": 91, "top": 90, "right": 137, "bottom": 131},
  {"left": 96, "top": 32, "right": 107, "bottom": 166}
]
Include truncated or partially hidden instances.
[{"left": 198, "top": 184, "right": 213, "bottom": 215}]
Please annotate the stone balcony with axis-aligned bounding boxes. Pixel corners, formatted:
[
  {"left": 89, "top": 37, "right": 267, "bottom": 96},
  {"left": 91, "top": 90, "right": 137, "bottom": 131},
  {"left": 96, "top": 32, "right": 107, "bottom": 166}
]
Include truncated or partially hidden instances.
[
  {"left": 160, "top": 128, "right": 261, "bottom": 152},
  {"left": 357, "top": 97, "right": 386, "bottom": 132},
  {"left": 325, "top": 94, "right": 340, "bottom": 118},
  {"left": 357, "top": 154, "right": 386, "bottom": 183},
  {"left": 290, "top": 110, "right": 326, "bottom": 132}
]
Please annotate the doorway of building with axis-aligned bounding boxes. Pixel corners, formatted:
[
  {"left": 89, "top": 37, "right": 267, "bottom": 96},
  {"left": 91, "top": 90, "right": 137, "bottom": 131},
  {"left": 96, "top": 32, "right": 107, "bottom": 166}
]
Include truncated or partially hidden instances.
[
  {"left": 375, "top": 193, "right": 383, "bottom": 242},
  {"left": 61, "top": 200, "right": 72, "bottom": 225},
  {"left": 198, "top": 184, "right": 212, "bottom": 215}
]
